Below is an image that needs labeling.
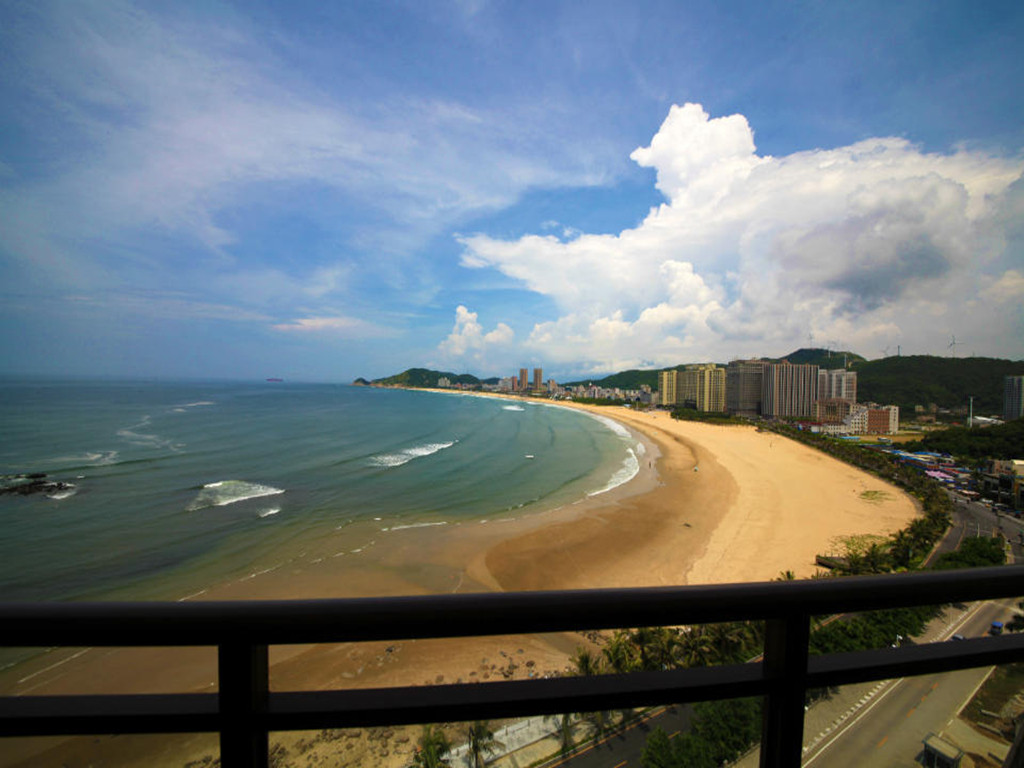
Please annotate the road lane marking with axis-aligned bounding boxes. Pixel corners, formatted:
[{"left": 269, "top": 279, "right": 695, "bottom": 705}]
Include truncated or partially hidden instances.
[{"left": 803, "top": 679, "right": 904, "bottom": 766}]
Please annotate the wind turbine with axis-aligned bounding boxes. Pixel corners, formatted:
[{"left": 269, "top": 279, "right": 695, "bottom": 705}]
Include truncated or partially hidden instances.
[{"left": 948, "top": 335, "right": 964, "bottom": 358}]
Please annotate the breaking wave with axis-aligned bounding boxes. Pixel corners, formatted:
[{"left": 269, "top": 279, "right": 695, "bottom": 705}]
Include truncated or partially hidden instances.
[
  {"left": 587, "top": 447, "right": 640, "bottom": 497},
  {"left": 187, "top": 480, "right": 285, "bottom": 511},
  {"left": 367, "top": 440, "right": 457, "bottom": 468}
]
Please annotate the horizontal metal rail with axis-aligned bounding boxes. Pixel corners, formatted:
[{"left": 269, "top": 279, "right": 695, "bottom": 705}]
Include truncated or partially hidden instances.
[{"left": 2, "top": 566, "right": 1023, "bottom": 767}]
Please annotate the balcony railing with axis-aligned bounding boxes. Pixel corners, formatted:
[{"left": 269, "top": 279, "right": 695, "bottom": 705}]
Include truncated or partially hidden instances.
[{"left": 3, "top": 565, "right": 1024, "bottom": 767}]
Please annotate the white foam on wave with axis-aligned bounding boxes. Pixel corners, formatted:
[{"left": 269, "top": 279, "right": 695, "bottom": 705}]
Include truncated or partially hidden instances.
[
  {"left": 502, "top": 405, "right": 525, "bottom": 412},
  {"left": 382, "top": 521, "right": 448, "bottom": 532},
  {"left": 170, "top": 401, "right": 215, "bottom": 413},
  {"left": 240, "top": 564, "right": 281, "bottom": 582},
  {"left": 368, "top": 440, "right": 457, "bottom": 468},
  {"left": 257, "top": 506, "right": 281, "bottom": 518},
  {"left": 53, "top": 450, "right": 119, "bottom": 466},
  {"left": 187, "top": 480, "right": 285, "bottom": 511},
  {"left": 585, "top": 412, "right": 633, "bottom": 440},
  {"left": 117, "top": 415, "right": 182, "bottom": 451},
  {"left": 47, "top": 484, "right": 77, "bottom": 500},
  {"left": 587, "top": 447, "right": 640, "bottom": 497}
]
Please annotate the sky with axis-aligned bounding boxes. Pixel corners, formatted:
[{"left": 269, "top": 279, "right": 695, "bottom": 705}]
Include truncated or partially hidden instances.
[{"left": 1, "top": 0, "right": 1022, "bottom": 383}]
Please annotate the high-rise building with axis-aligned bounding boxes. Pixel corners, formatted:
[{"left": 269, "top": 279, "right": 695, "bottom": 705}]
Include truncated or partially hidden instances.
[
  {"left": 1005, "top": 376, "right": 1024, "bottom": 422},
  {"left": 519, "top": 368, "right": 529, "bottom": 392},
  {"left": 726, "top": 360, "right": 770, "bottom": 416},
  {"left": 679, "top": 364, "right": 726, "bottom": 412},
  {"left": 659, "top": 369, "right": 678, "bottom": 407},
  {"left": 533, "top": 368, "right": 543, "bottom": 391},
  {"left": 762, "top": 361, "right": 819, "bottom": 418},
  {"left": 818, "top": 369, "right": 857, "bottom": 403}
]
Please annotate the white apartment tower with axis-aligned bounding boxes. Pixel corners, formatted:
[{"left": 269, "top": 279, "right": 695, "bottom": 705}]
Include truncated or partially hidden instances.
[
  {"left": 818, "top": 369, "right": 857, "bottom": 403},
  {"left": 762, "top": 361, "right": 819, "bottom": 418}
]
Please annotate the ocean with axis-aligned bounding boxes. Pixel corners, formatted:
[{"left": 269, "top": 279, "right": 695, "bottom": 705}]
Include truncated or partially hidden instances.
[{"left": 0, "top": 379, "right": 643, "bottom": 605}]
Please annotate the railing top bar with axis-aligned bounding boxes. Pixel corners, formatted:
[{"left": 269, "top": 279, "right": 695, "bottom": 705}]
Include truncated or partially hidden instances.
[{"left": 3, "top": 566, "right": 1023, "bottom": 647}]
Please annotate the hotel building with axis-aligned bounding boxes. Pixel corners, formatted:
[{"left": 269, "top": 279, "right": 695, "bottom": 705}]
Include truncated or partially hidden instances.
[
  {"left": 726, "top": 359, "right": 770, "bottom": 416},
  {"left": 1005, "top": 376, "right": 1024, "bottom": 422},
  {"left": 818, "top": 369, "right": 857, "bottom": 403},
  {"left": 678, "top": 364, "right": 726, "bottom": 412},
  {"left": 762, "top": 361, "right": 819, "bottom": 418},
  {"left": 658, "top": 369, "right": 678, "bottom": 407}
]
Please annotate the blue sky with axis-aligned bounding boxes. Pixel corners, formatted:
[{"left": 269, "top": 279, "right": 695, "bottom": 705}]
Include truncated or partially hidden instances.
[{"left": 1, "top": 1, "right": 1022, "bottom": 382}]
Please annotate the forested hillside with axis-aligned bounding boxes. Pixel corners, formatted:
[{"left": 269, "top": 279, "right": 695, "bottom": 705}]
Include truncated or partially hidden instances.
[
  {"left": 854, "top": 356, "right": 1024, "bottom": 414},
  {"left": 902, "top": 419, "right": 1024, "bottom": 460},
  {"left": 370, "top": 368, "right": 482, "bottom": 388}
]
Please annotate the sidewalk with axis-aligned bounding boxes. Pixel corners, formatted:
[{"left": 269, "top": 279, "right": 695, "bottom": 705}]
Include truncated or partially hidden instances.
[{"left": 446, "top": 714, "right": 579, "bottom": 768}]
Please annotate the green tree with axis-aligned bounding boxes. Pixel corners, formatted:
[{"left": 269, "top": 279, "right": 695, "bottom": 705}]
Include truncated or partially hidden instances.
[
  {"left": 602, "top": 632, "right": 638, "bottom": 673},
  {"left": 545, "top": 712, "right": 576, "bottom": 758},
  {"left": 678, "top": 626, "right": 716, "bottom": 668},
  {"left": 571, "top": 647, "right": 603, "bottom": 676},
  {"left": 466, "top": 720, "right": 502, "bottom": 768},
  {"left": 413, "top": 724, "right": 452, "bottom": 768}
]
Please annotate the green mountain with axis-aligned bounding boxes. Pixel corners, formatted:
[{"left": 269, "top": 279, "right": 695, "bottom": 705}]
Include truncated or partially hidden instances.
[
  {"left": 853, "top": 355, "right": 1024, "bottom": 415},
  {"left": 371, "top": 367, "right": 481, "bottom": 388},
  {"left": 562, "top": 368, "right": 668, "bottom": 391},
  {"left": 776, "top": 348, "right": 866, "bottom": 368}
]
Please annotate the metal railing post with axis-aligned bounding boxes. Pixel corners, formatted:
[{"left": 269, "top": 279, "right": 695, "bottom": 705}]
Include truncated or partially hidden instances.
[
  {"left": 760, "top": 614, "right": 810, "bottom": 768},
  {"left": 219, "top": 642, "right": 269, "bottom": 768}
]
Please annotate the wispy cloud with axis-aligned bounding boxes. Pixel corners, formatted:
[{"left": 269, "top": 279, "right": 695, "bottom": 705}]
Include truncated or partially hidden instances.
[
  {"left": 0, "top": 2, "right": 607, "bottom": 294},
  {"left": 272, "top": 315, "right": 394, "bottom": 338}
]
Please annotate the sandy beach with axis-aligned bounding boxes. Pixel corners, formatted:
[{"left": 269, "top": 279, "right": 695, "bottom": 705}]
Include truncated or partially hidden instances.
[{"left": 2, "top": 395, "right": 921, "bottom": 768}]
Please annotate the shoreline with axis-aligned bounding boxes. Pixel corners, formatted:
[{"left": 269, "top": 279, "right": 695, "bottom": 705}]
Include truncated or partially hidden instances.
[{"left": 0, "top": 391, "right": 922, "bottom": 768}]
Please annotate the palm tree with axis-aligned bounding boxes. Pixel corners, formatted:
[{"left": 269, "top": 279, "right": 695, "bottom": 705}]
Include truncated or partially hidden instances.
[
  {"left": 582, "top": 708, "right": 610, "bottom": 746},
  {"left": 602, "top": 632, "right": 637, "bottom": 673},
  {"left": 466, "top": 720, "right": 503, "bottom": 768},
  {"left": 678, "top": 626, "right": 715, "bottom": 669},
  {"left": 413, "top": 724, "right": 452, "bottom": 768},
  {"left": 863, "top": 542, "right": 890, "bottom": 574},
  {"left": 571, "top": 647, "right": 602, "bottom": 676},
  {"left": 545, "top": 712, "right": 576, "bottom": 758}
]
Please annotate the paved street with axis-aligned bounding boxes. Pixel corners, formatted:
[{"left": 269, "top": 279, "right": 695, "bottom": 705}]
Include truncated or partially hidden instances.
[
  {"left": 941, "top": 491, "right": 1024, "bottom": 563},
  {"left": 736, "top": 598, "right": 1018, "bottom": 768}
]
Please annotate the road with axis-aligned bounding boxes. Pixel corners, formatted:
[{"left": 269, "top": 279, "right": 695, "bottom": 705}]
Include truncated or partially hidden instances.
[
  {"left": 796, "top": 599, "right": 1016, "bottom": 768},
  {"left": 540, "top": 598, "right": 1017, "bottom": 768},
  {"left": 941, "top": 491, "right": 1024, "bottom": 563}
]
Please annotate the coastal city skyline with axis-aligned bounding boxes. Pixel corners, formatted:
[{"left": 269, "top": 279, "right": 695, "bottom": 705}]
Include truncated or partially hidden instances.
[{"left": 1, "top": 2, "right": 1022, "bottom": 384}]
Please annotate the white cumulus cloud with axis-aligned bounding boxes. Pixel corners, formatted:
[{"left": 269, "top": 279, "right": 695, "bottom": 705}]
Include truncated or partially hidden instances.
[
  {"left": 458, "top": 103, "right": 1024, "bottom": 368},
  {"left": 437, "top": 305, "right": 515, "bottom": 362}
]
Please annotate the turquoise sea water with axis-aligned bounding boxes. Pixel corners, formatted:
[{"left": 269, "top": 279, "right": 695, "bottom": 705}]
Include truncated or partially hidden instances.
[{"left": 0, "top": 379, "right": 642, "bottom": 603}]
